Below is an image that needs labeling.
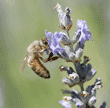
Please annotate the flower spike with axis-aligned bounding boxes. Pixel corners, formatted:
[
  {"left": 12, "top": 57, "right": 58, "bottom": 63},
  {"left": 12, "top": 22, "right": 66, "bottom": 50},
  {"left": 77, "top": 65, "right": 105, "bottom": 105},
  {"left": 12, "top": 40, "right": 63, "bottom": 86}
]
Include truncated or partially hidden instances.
[{"left": 54, "top": 3, "right": 73, "bottom": 31}]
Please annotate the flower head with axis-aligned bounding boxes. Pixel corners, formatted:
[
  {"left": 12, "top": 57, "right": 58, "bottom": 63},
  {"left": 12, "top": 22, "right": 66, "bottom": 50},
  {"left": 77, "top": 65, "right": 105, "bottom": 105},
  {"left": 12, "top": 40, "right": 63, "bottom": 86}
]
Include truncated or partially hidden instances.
[
  {"left": 59, "top": 100, "right": 71, "bottom": 108},
  {"left": 54, "top": 3, "right": 73, "bottom": 30},
  {"left": 77, "top": 20, "right": 89, "bottom": 30},
  {"left": 75, "top": 61, "right": 96, "bottom": 82},
  {"left": 76, "top": 20, "right": 92, "bottom": 44},
  {"left": 45, "top": 30, "right": 64, "bottom": 55},
  {"left": 60, "top": 79, "right": 102, "bottom": 108},
  {"left": 60, "top": 63, "right": 96, "bottom": 88},
  {"left": 61, "top": 33, "right": 72, "bottom": 45}
]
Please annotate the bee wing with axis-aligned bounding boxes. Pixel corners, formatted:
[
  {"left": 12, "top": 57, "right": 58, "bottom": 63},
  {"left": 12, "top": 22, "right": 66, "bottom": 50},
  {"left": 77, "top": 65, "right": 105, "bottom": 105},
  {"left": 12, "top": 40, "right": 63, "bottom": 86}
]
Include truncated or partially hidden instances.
[
  {"left": 21, "top": 52, "right": 33, "bottom": 72},
  {"left": 21, "top": 47, "right": 45, "bottom": 72}
]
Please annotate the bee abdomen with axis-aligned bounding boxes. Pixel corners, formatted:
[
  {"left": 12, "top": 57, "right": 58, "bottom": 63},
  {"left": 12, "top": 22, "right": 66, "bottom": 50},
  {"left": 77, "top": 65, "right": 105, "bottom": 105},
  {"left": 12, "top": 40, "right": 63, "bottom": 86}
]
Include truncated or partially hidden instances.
[
  {"left": 35, "top": 70, "right": 50, "bottom": 79},
  {"left": 29, "top": 58, "right": 50, "bottom": 79}
]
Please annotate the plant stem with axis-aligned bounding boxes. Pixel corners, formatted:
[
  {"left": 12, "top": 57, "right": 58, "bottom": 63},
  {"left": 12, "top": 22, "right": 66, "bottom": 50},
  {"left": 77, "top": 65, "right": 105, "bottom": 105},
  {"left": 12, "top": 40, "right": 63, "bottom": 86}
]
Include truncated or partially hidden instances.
[
  {"left": 66, "top": 30, "right": 70, "bottom": 38},
  {"left": 80, "top": 83, "right": 84, "bottom": 91}
]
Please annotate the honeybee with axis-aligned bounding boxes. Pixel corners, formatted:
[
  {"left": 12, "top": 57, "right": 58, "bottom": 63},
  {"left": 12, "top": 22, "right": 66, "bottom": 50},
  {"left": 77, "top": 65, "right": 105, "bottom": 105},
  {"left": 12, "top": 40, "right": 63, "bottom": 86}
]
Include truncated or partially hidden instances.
[{"left": 21, "top": 37, "right": 59, "bottom": 79}]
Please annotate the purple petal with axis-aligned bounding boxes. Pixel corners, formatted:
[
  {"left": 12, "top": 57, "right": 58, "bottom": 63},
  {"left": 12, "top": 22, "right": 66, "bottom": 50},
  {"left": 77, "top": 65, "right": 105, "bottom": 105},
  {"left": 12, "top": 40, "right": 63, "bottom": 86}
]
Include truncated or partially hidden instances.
[
  {"left": 75, "top": 102, "right": 85, "bottom": 108},
  {"left": 77, "top": 20, "right": 89, "bottom": 31},
  {"left": 79, "top": 32, "right": 86, "bottom": 44},
  {"left": 54, "top": 32, "right": 63, "bottom": 41},
  {"left": 83, "top": 20, "right": 89, "bottom": 31},
  {"left": 45, "top": 30, "right": 64, "bottom": 55},
  {"left": 45, "top": 30, "right": 52, "bottom": 46},
  {"left": 76, "top": 20, "right": 92, "bottom": 44},
  {"left": 52, "top": 45, "right": 64, "bottom": 55},
  {"left": 77, "top": 20, "right": 83, "bottom": 29},
  {"left": 83, "top": 30, "right": 92, "bottom": 41},
  {"left": 59, "top": 100, "right": 71, "bottom": 108},
  {"left": 54, "top": 32, "right": 63, "bottom": 46},
  {"left": 80, "top": 37, "right": 86, "bottom": 44}
]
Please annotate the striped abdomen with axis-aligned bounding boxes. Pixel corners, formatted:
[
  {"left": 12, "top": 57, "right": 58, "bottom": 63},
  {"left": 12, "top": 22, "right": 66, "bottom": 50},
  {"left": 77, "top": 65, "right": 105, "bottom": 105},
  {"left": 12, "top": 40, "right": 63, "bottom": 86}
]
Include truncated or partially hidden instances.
[{"left": 28, "top": 56, "right": 50, "bottom": 79}]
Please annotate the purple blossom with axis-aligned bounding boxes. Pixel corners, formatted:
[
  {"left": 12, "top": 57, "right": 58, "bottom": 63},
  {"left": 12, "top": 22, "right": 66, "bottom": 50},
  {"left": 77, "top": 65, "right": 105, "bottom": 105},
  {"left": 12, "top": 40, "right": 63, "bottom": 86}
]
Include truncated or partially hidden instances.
[
  {"left": 45, "top": 30, "right": 64, "bottom": 55},
  {"left": 60, "top": 62, "right": 96, "bottom": 89},
  {"left": 59, "top": 100, "right": 71, "bottom": 108},
  {"left": 77, "top": 20, "right": 89, "bottom": 30},
  {"left": 76, "top": 20, "right": 92, "bottom": 44},
  {"left": 60, "top": 78, "right": 102, "bottom": 108}
]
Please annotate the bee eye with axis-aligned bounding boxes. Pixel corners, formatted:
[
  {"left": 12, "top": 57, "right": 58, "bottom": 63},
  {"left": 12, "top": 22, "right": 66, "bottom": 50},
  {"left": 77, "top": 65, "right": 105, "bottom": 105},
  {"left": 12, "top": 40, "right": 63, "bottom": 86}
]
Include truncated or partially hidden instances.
[{"left": 43, "top": 40, "right": 48, "bottom": 45}]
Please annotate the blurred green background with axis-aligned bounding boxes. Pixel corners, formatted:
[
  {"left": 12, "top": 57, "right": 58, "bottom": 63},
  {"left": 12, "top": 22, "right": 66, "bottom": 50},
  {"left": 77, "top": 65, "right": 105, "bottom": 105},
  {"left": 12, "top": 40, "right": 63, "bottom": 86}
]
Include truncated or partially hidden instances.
[{"left": 0, "top": 0, "right": 110, "bottom": 108}]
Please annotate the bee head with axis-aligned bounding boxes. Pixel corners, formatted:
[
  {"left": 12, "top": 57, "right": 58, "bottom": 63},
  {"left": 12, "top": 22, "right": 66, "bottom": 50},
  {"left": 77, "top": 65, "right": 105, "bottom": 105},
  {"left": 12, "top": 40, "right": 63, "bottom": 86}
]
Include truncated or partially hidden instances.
[{"left": 40, "top": 37, "right": 49, "bottom": 49}]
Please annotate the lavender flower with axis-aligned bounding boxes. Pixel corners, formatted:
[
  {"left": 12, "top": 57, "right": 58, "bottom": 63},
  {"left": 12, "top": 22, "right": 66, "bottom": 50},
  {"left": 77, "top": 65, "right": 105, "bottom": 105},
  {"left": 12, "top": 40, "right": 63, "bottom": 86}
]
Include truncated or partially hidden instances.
[
  {"left": 23, "top": 2, "right": 106, "bottom": 108},
  {"left": 75, "top": 61, "right": 97, "bottom": 82},
  {"left": 45, "top": 30, "right": 84, "bottom": 62},
  {"left": 63, "top": 45, "right": 75, "bottom": 60},
  {"left": 74, "top": 41, "right": 84, "bottom": 53},
  {"left": 60, "top": 59, "right": 96, "bottom": 89},
  {"left": 53, "top": 3, "right": 73, "bottom": 31},
  {"left": 75, "top": 20, "right": 92, "bottom": 44},
  {"left": 45, "top": 30, "right": 64, "bottom": 55},
  {"left": 59, "top": 78, "right": 103, "bottom": 108},
  {"left": 59, "top": 100, "right": 71, "bottom": 108},
  {"left": 75, "top": 48, "right": 83, "bottom": 61},
  {"left": 61, "top": 32, "right": 72, "bottom": 45},
  {"left": 58, "top": 45, "right": 83, "bottom": 62},
  {"left": 72, "top": 30, "right": 81, "bottom": 44}
]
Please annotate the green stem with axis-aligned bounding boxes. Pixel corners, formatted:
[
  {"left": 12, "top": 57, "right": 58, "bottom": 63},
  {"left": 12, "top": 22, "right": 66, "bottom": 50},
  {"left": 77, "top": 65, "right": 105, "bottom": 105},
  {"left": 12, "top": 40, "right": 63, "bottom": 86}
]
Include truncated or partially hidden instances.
[
  {"left": 80, "top": 83, "right": 84, "bottom": 91},
  {"left": 66, "top": 30, "right": 70, "bottom": 38}
]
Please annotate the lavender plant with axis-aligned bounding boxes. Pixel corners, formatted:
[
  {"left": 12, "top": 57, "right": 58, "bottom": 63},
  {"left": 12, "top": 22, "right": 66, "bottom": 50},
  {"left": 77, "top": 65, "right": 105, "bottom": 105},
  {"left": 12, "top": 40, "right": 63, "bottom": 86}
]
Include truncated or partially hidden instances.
[{"left": 45, "top": 3, "right": 106, "bottom": 108}]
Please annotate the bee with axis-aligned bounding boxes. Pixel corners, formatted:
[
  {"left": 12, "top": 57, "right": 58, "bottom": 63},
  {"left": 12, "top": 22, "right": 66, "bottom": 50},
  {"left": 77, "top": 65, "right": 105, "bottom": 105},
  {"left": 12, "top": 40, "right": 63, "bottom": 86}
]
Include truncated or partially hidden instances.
[{"left": 21, "top": 37, "right": 59, "bottom": 79}]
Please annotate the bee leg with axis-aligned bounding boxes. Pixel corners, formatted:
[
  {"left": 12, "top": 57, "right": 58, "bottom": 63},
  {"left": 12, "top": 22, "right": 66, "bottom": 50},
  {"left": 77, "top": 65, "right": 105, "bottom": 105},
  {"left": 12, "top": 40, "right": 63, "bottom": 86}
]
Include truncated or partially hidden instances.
[
  {"left": 47, "top": 51, "right": 53, "bottom": 59},
  {"left": 43, "top": 52, "right": 54, "bottom": 63},
  {"left": 37, "top": 52, "right": 52, "bottom": 63},
  {"left": 37, "top": 53, "right": 47, "bottom": 63},
  {"left": 50, "top": 56, "right": 59, "bottom": 61},
  {"left": 44, "top": 52, "right": 60, "bottom": 63}
]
